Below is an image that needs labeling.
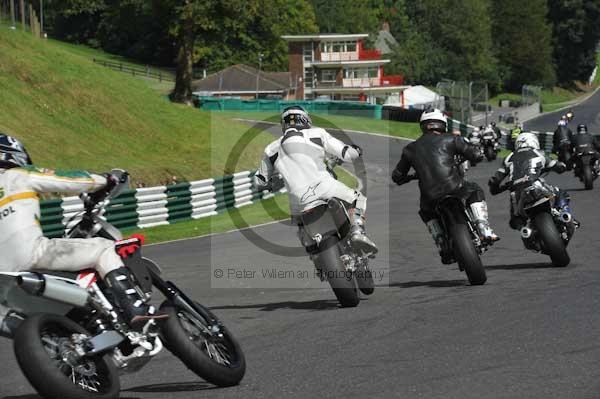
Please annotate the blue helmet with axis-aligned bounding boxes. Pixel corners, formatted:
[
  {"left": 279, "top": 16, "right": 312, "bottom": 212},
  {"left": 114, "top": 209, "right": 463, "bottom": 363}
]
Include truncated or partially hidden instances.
[{"left": 0, "top": 133, "right": 32, "bottom": 168}]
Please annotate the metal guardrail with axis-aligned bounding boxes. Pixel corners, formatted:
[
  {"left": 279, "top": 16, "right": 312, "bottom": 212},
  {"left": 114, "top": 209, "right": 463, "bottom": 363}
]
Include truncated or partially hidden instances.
[{"left": 40, "top": 170, "right": 283, "bottom": 238}]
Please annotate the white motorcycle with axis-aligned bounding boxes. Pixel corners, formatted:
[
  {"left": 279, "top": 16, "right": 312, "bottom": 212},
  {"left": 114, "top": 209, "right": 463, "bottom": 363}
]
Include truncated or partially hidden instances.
[{"left": 0, "top": 170, "right": 245, "bottom": 399}]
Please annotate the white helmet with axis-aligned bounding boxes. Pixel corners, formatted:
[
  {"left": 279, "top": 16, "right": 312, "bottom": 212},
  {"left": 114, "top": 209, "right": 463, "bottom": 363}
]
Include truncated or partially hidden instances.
[
  {"left": 514, "top": 132, "right": 540, "bottom": 150},
  {"left": 419, "top": 108, "right": 447, "bottom": 133}
]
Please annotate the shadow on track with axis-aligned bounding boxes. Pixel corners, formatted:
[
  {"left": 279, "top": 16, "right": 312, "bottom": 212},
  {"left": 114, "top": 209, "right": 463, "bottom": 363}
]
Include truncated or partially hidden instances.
[
  {"left": 211, "top": 299, "right": 340, "bottom": 312},
  {"left": 123, "top": 381, "right": 214, "bottom": 393},
  {"left": 485, "top": 262, "right": 554, "bottom": 270},
  {"left": 389, "top": 279, "right": 467, "bottom": 288}
]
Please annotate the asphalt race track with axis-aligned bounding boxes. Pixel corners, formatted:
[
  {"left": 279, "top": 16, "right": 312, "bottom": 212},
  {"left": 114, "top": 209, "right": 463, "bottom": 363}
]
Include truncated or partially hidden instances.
[{"left": 1, "top": 97, "right": 599, "bottom": 398}]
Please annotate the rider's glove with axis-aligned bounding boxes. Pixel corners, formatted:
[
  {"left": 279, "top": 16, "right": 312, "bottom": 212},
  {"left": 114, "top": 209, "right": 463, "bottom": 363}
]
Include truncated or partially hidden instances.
[{"left": 392, "top": 169, "right": 408, "bottom": 185}]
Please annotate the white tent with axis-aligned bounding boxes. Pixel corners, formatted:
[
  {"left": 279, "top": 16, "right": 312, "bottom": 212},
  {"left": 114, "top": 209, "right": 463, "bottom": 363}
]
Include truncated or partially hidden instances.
[{"left": 385, "top": 85, "right": 444, "bottom": 110}]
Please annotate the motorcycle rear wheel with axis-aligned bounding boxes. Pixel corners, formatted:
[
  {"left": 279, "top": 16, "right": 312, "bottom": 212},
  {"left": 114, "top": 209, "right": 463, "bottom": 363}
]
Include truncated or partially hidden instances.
[
  {"left": 315, "top": 236, "right": 359, "bottom": 307},
  {"left": 534, "top": 212, "right": 570, "bottom": 267},
  {"left": 583, "top": 164, "right": 594, "bottom": 190},
  {"left": 14, "top": 313, "right": 120, "bottom": 399},
  {"left": 450, "top": 223, "right": 487, "bottom": 285}
]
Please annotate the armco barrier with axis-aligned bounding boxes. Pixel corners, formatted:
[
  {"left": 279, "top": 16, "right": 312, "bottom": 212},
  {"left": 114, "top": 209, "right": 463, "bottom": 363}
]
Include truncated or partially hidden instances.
[
  {"left": 40, "top": 170, "right": 281, "bottom": 238},
  {"left": 195, "top": 98, "right": 382, "bottom": 119}
]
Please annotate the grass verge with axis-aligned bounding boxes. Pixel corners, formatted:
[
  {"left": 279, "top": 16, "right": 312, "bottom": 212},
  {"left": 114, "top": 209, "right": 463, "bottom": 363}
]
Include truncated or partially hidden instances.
[{"left": 0, "top": 23, "right": 271, "bottom": 185}]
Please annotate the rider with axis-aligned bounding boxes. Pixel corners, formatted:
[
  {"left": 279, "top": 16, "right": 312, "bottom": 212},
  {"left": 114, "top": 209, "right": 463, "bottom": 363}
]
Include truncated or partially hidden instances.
[
  {"left": 391, "top": 109, "right": 499, "bottom": 264},
  {"left": 488, "top": 132, "right": 570, "bottom": 230},
  {"left": 571, "top": 124, "right": 600, "bottom": 167},
  {"left": 0, "top": 133, "right": 165, "bottom": 336},
  {"left": 490, "top": 121, "right": 501, "bottom": 139},
  {"left": 254, "top": 106, "right": 378, "bottom": 255},
  {"left": 467, "top": 126, "right": 483, "bottom": 146},
  {"left": 553, "top": 117, "right": 574, "bottom": 169},
  {"left": 510, "top": 122, "right": 523, "bottom": 151}
]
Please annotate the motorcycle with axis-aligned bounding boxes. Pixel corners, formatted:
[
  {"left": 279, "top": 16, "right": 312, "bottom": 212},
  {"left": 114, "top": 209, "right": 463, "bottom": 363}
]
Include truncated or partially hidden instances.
[
  {"left": 572, "top": 147, "right": 599, "bottom": 190},
  {"left": 0, "top": 170, "right": 246, "bottom": 399},
  {"left": 481, "top": 131, "right": 499, "bottom": 161},
  {"left": 281, "top": 156, "right": 375, "bottom": 308},
  {"left": 499, "top": 175, "right": 576, "bottom": 267},
  {"left": 400, "top": 175, "right": 489, "bottom": 285},
  {"left": 300, "top": 197, "right": 375, "bottom": 307}
]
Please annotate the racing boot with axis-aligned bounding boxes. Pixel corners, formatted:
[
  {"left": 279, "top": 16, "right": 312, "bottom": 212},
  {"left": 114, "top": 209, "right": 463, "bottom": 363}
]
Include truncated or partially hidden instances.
[
  {"left": 350, "top": 215, "right": 378, "bottom": 255},
  {"left": 426, "top": 219, "right": 453, "bottom": 264},
  {"left": 470, "top": 201, "right": 500, "bottom": 243},
  {"left": 103, "top": 268, "right": 168, "bottom": 331}
]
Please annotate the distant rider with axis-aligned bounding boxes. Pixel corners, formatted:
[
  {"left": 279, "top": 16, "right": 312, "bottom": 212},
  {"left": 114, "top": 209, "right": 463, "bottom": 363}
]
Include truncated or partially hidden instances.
[
  {"left": 254, "top": 106, "right": 378, "bottom": 255},
  {"left": 488, "top": 132, "right": 572, "bottom": 230},
  {"left": 571, "top": 124, "right": 600, "bottom": 167},
  {"left": 392, "top": 109, "right": 499, "bottom": 264},
  {"left": 553, "top": 117, "right": 573, "bottom": 169},
  {"left": 0, "top": 133, "right": 166, "bottom": 336}
]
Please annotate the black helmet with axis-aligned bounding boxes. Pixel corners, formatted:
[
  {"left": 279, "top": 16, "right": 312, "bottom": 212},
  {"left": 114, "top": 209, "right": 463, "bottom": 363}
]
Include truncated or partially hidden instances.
[
  {"left": 490, "top": 121, "right": 496, "bottom": 127},
  {"left": 281, "top": 106, "right": 312, "bottom": 132},
  {"left": 0, "top": 133, "right": 32, "bottom": 168},
  {"left": 576, "top": 124, "right": 587, "bottom": 134}
]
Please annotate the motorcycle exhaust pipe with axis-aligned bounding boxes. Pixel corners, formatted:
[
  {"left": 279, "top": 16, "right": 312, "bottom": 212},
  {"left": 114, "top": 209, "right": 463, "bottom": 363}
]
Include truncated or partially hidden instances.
[
  {"left": 17, "top": 273, "right": 90, "bottom": 308},
  {"left": 520, "top": 227, "right": 533, "bottom": 239},
  {"left": 560, "top": 212, "right": 572, "bottom": 223}
]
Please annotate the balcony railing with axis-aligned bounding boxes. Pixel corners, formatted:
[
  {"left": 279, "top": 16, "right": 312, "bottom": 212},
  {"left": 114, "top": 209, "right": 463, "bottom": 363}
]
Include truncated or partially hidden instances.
[
  {"left": 343, "top": 78, "right": 380, "bottom": 88},
  {"left": 319, "top": 52, "right": 359, "bottom": 62}
]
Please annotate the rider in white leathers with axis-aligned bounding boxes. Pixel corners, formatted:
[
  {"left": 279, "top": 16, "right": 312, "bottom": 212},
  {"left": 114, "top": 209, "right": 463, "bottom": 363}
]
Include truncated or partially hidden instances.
[
  {"left": 0, "top": 133, "right": 165, "bottom": 336},
  {"left": 254, "top": 106, "right": 378, "bottom": 255}
]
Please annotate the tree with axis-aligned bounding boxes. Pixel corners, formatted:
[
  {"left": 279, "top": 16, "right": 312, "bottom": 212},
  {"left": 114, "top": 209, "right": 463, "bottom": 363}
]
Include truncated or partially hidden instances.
[
  {"left": 492, "top": 0, "right": 555, "bottom": 90},
  {"left": 548, "top": 0, "right": 600, "bottom": 86},
  {"left": 311, "top": 0, "right": 381, "bottom": 35},
  {"left": 386, "top": 0, "right": 499, "bottom": 87}
]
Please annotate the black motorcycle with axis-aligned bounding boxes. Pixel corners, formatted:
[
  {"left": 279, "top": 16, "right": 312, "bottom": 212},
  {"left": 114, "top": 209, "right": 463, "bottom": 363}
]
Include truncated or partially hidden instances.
[
  {"left": 401, "top": 175, "right": 489, "bottom": 285},
  {"left": 572, "top": 147, "right": 599, "bottom": 190},
  {"left": 1, "top": 170, "right": 246, "bottom": 399},
  {"left": 499, "top": 176, "right": 576, "bottom": 267},
  {"left": 481, "top": 131, "right": 499, "bottom": 161}
]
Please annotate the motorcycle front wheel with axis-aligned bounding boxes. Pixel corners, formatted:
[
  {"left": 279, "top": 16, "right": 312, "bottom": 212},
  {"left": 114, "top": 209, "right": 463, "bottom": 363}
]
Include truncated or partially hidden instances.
[
  {"left": 14, "top": 314, "right": 120, "bottom": 399},
  {"left": 160, "top": 300, "right": 246, "bottom": 387}
]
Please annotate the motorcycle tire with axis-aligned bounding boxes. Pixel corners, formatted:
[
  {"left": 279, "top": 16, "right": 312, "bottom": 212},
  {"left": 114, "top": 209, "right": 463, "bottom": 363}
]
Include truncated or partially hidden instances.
[
  {"left": 14, "top": 313, "right": 120, "bottom": 399},
  {"left": 355, "top": 265, "right": 375, "bottom": 295},
  {"left": 160, "top": 300, "right": 246, "bottom": 387},
  {"left": 485, "top": 146, "right": 496, "bottom": 161},
  {"left": 315, "top": 235, "right": 359, "bottom": 307},
  {"left": 583, "top": 164, "right": 593, "bottom": 190},
  {"left": 449, "top": 222, "right": 487, "bottom": 285},
  {"left": 534, "top": 212, "right": 570, "bottom": 267}
]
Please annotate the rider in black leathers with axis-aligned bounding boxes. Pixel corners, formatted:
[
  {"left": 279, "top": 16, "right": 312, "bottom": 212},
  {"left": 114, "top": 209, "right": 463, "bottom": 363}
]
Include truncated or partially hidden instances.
[
  {"left": 553, "top": 123, "right": 573, "bottom": 169},
  {"left": 571, "top": 124, "right": 600, "bottom": 164},
  {"left": 392, "top": 109, "right": 499, "bottom": 263}
]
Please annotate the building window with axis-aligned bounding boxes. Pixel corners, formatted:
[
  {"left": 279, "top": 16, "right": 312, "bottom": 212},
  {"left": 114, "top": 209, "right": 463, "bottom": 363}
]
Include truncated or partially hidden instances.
[
  {"left": 320, "top": 41, "right": 358, "bottom": 53},
  {"left": 344, "top": 67, "right": 379, "bottom": 79},
  {"left": 321, "top": 69, "right": 337, "bottom": 82}
]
